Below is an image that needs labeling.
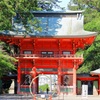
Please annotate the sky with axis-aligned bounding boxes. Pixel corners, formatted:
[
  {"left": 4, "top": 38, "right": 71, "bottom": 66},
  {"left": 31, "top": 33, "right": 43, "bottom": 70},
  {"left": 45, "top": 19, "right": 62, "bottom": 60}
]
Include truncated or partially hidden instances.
[
  {"left": 54, "top": 0, "right": 71, "bottom": 11},
  {"left": 59, "top": 0, "right": 70, "bottom": 9}
]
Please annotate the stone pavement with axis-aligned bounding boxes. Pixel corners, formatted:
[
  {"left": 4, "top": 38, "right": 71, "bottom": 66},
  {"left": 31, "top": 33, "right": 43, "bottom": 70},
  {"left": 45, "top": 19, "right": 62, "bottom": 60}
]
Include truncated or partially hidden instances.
[
  {"left": 53, "top": 95, "right": 100, "bottom": 100},
  {"left": 0, "top": 94, "right": 100, "bottom": 100}
]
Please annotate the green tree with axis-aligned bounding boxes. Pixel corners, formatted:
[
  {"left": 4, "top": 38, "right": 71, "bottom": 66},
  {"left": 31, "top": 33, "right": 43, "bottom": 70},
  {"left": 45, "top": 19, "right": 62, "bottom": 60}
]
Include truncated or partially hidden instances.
[
  {"left": 39, "top": 84, "right": 49, "bottom": 92},
  {"left": 77, "top": 35, "right": 100, "bottom": 73},
  {"left": 0, "top": 42, "right": 17, "bottom": 78},
  {"left": 38, "top": 0, "right": 62, "bottom": 11},
  {"left": 0, "top": 0, "right": 61, "bottom": 31},
  {"left": 0, "top": 0, "right": 61, "bottom": 77},
  {"left": 68, "top": 0, "right": 100, "bottom": 73}
]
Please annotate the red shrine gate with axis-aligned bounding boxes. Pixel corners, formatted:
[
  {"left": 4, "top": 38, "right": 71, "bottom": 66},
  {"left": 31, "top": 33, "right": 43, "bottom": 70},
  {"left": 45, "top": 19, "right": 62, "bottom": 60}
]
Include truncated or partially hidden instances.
[{"left": 0, "top": 11, "right": 97, "bottom": 95}]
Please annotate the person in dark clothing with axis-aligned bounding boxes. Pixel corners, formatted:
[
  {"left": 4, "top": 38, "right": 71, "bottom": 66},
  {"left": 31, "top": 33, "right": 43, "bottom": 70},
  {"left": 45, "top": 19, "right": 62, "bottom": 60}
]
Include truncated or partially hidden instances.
[{"left": 46, "top": 88, "right": 49, "bottom": 94}]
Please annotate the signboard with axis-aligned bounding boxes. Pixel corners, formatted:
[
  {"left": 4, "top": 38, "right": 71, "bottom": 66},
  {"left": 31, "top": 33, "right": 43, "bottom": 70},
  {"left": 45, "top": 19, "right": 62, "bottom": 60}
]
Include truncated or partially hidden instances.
[
  {"left": 41, "top": 94, "right": 45, "bottom": 98},
  {"left": 82, "top": 85, "right": 88, "bottom": 98}
]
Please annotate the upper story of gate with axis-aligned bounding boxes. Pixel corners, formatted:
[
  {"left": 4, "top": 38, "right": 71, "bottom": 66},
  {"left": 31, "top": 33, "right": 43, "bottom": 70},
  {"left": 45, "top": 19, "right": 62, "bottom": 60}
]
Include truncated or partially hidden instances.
[{"left": 0, "top": 11, "right": 97, "bottom": 56}]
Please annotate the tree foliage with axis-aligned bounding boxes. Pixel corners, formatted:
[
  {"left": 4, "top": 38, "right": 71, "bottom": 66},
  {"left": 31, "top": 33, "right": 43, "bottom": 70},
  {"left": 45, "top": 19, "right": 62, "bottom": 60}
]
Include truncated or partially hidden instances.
[
  {"left": 0, "top": 0, "right": 61, "bottom": 31},
  {"left": 0, "top": 42, "right": 17, "bottom": 77},
  {"left": 38, "top": 0, "right": 61, "bottom": 11},
  {"left": 77, "top": 35, "right": 100, "bottom": 73},
  {"left": 39, "top": 84, "right": 49, "bottom": 92},
  {"left": 68, "top": 0, "right": 100, "bottom": 73},
  {"left": 69, "top": 0, "right": 100, "bottom": 11},
  {"left": 0, "top": 0, "right": 62, "bottom": 77}
]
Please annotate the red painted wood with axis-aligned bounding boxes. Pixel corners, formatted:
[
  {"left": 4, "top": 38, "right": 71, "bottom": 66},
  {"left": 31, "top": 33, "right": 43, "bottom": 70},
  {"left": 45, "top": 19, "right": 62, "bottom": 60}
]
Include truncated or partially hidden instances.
[
  {"left": 0, "top": 35, "right": 96, "bottom": 94},
  {"left": 77, "top": 77, "right": 98, "bottom": 81}
]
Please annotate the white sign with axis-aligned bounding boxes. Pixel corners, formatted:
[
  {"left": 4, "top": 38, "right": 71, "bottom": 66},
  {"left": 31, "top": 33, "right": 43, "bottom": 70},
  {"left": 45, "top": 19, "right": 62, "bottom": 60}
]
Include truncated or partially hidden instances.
[
  {"left": 82, "top": 85, "right": 88, "bottom": 98},
  {"left": 41, "top": 94, "right": 45, "bottom": 98}
]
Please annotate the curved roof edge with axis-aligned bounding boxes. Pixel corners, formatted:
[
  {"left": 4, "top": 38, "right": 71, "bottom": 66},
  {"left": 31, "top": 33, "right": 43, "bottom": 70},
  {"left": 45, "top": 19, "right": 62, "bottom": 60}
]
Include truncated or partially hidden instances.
[
  {"left": 0, "top": 31, "right": 97, "bottom": 38},
  {"left": 90, "top": 68, "right": 100, "bottom": 75},
  {"left": 31, "top": 10, "right": 84, "bottom": 14}
]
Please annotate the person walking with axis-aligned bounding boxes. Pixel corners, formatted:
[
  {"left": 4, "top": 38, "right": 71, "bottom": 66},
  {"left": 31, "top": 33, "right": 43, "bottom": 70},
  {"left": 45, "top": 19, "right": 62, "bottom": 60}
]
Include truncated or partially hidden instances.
[{"left": 46, "top": 88, "right": 49, "bottom": 94}]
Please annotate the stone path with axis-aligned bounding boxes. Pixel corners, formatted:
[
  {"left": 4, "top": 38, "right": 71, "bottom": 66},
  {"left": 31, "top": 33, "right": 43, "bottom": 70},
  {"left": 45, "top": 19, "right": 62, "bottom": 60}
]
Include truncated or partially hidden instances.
[{"left": 0, "top": 94, "right": 100, "bottom": 100}]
